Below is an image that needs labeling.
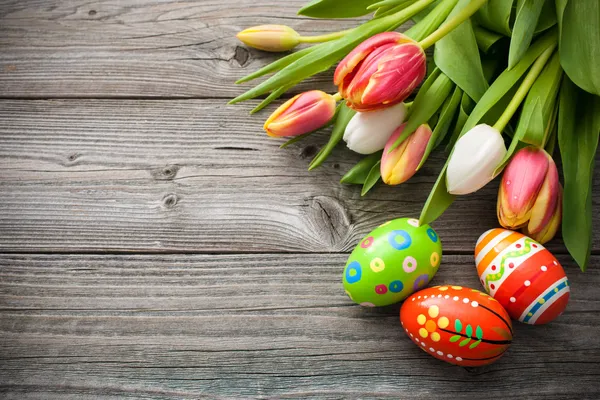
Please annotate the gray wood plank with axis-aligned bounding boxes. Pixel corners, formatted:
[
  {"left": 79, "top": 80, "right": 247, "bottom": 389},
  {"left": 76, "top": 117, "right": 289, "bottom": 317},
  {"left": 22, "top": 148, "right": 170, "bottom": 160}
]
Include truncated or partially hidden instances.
[
  {"left": 0, "top": 0, "right": 375, "bottom": 98},
  {"left": 2, "top": 99, "right": 597, "bottom": 253},
  {"left": 1, "top": 253, "right": 599, "bottom": 399}
]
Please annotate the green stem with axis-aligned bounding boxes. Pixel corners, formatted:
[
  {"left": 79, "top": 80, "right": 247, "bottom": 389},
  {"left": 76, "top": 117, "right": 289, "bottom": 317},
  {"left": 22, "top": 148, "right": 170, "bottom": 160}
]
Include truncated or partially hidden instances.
[
  {"left": 332, "top": 92, "right": 342, "bottom": 102},
  {"left": 493, "top": 43, "right": 557, "bottom": 132},
  {"left": 299, "top": 29, "right": 353, "bottom": 44},
  {"left": 386, "top": 0, "right": 437, "bottom": 31},
  {"left": 418, "top": 0, "right": 488, "bottom": 50}
]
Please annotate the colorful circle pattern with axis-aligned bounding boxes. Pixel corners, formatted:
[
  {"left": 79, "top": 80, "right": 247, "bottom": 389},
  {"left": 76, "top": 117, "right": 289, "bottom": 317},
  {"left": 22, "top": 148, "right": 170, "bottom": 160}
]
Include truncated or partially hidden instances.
[{"left": 343, "top": 218, "right": 443, "bottom": 307}]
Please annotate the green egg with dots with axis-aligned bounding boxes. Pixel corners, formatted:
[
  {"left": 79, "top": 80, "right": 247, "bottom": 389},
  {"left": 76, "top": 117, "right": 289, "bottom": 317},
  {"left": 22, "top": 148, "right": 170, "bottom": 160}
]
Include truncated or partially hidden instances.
[{"left": 343, "top": 217, "right": 442, "bottom": 307}]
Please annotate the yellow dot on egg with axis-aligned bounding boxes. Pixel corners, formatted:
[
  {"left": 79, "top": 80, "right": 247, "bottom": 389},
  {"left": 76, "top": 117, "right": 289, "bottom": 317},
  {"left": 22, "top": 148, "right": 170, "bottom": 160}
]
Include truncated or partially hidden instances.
[
  {"left": 428, "top": 305, "right": 439, "bottom": 318},
  {"left": 437, "top": 317, "right": 449, "bottom": 329},
  {"left": 417, "top": 314, "right": 426, "bottom": 325},
  {"left": 451, "top": 286, "right": 463, "bottom": 290},
  {"left": 539, "top": 298, "right": 546, "bottom": 304},
  {"left": 431, "top": 332, "right": 440, "bottom": 342},
  {"left": 554, "top": 288, "right": 559, "bottom": 293},
  {"left": 439, "top": 286, "right": 448, "bottom": 291},
  {"left": 419, "top": 328, "right": 429, "bottom": 338},
  {"left": 430, "top": 252, "right": 440, "bottom": 267},
  {"left": 528, "top": 312, "right": 533, "bottom": 317},
  {"left": 369, "top": 257, "right": 385, "bottom": 273}
]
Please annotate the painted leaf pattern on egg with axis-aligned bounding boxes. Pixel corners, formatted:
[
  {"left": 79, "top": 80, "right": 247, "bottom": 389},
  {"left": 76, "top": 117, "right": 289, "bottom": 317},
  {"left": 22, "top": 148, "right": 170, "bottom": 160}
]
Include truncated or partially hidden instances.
[{"left": 400, "top": 286, "right": 512, "bottom": 367}]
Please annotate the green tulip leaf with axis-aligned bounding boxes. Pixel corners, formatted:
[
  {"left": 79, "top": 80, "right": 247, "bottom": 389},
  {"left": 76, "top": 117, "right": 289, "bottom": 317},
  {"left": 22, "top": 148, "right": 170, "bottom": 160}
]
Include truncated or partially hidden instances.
[
  {"left": 280, "top": 131, "right": 315, "bottom": 149},
  {"left": 557, "top": 0, "right": 600, "bottom": 96},
  {"left": 419, "top": 163, "right": 455, "bottom": 225},
  {"left": 534, "top": 0, "right": 556, "bottom": 33},
  {"left": 236, "top": 46, "right": 315, "bottom": 84},
  {"left": 390, "top": 73, "right": 454, "bottom": 151},
  {"left": 417, "top": 85, "right": 462, "bottom": 170},
  {"left": 434, "top": 0, "right": 489, "bottom": 101},
  {"left": 473, "top": 24, "right": 505, "bottom": 54},
  {"left": 405, "top": 0, "right": 458, "bottom": 42},
  {"left": 514, "top": 51, "right": 562, "bottom": 146},
  {"left": 341, "top": 152, "right": 383, "bottom": 185},
  {"left": 558, "top": 77, "right": 600, "bottom": 272},
  {"left": 508, "top": 0, "right": 546, "bottom": 69},
  {"left": 475, "top": 0, "right": 514, "bottom": 36},
  {"left": 445, "top": 92, "right": 474, "bottom": 151},
  {"left": 309, "top": 104, "right": 356, "bottom": 170},
  {"left": 251, "top": 82, "right": 297, "bottom": 114},
  {"left": 361, "top": 160, "right": 382, "bottom": 196},
  {"left": 299, "top": 0, "right": 380, "bottom": 18}
]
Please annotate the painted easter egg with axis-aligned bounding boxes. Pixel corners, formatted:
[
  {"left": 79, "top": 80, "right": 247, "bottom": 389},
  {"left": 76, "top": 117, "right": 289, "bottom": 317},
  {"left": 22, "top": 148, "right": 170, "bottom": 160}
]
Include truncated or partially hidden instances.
[
  {"left": 475, "top": 229, "right": 570, "bottom": 325},
  {"left": 400, "top": 286, "right": 513, "bottom": 366},
  {"left": 343, "top": 217, "right": 442, "bottom": 307}
]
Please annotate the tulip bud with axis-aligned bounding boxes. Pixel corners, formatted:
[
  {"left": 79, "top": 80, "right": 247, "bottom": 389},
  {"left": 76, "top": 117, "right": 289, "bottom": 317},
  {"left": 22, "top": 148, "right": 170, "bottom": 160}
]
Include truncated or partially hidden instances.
[
  {"left": 343, "top": 102, "right": 407, "bottom": 154},
  {"left": 236, "top": 25, "right": 301, "bottom": 52},
  {"left": 263, "top": 90, "right": 337, "bottom": 138},
  {"left": 497, "top": 146, "right": 562, "bottom": 243},
  {"left": 334, "top": 32, "right": 426, "bottom": 112},
  {"left": 523, "top": 188, "right": 562, "bottom": 244},
  {"left": 381, "top": 123, "right": 432, "bottom": 185},
  {"left": 446, "top": 124, "right": 507, "bottom": 195}
]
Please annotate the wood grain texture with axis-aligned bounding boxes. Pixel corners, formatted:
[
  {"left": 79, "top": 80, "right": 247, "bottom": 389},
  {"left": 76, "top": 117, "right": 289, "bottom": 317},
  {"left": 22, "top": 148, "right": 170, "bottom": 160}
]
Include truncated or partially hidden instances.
[
  {"left": 0, "top": 0, "right": 376, "bottom": 98},
  {"left": 2, "top": 99, "right": 598, "bottom": 253},
  {"left": 1, "top": 253, "right": 599, "bottom": 399}
]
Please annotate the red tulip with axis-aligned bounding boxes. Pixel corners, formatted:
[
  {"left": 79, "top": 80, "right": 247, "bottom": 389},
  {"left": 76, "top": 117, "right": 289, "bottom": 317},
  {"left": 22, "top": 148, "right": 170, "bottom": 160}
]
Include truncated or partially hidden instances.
[
  {"left": 333, "top": 32, "right": 426, "bottom": 112},
  {"left": 497, "top": 146, "right": 562, "bottom": 243},
  {"left": 263, "top": 90, "right": 337, "bottom": 137}
]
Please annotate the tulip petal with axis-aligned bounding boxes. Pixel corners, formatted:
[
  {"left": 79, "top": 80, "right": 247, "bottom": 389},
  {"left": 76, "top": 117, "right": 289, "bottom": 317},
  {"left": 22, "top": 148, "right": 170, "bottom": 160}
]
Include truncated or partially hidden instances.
[
  {"left": 334, "top": 32, "right": 408, "bottom": 87},
  {"left": 237, "top": 25, "right": 300, "bottom": 52},
  {"left": 446, "top": 124, "right": 507, "bottom": 195},
  {"left": 381, "top": 124, "right": 431, "bottom": 185},
  {"left": 498, "top": 146, "right": 549, "bottom": 228},
  {"left": 361, "top": 43, "right": 426, "bottom": 108},
  {"left": 527, "top": 154, "right": 560, "bottom": 234},
  {"left": 264, "top": 90, "right": 336, "bottom": 137},
  {"left": 343, "top": 102, "right": 407, "bottom": 154},
  {"left": 525, "top": 186, "right": 562, "bottom": 244}
]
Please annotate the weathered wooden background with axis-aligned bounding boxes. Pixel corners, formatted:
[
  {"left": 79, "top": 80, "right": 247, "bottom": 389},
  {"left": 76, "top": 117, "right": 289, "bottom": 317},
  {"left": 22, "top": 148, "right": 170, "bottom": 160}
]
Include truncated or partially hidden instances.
[{"left": 1, "top": 1, "right": 599, "bottom": 398}]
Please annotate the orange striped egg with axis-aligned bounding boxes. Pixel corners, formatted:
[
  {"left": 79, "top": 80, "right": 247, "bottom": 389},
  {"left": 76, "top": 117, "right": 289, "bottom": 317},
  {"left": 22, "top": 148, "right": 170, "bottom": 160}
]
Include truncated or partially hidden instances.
[
  {"left": 400, "top": 286, "right": 512, "bottom": 366},
  {"left": 475, "top": 228, "right": 570, "bottom": 325}
]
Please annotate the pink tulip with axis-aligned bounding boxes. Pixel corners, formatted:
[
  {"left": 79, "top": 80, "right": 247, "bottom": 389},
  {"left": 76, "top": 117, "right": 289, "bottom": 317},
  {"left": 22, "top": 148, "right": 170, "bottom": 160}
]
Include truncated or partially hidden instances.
[
  {"left": 333, "top": 32, "right": 426, "bottom": 112},
  {"left": 380, "top": 123, "right": 432, "bottom": 185},
  {"left": 497, "top": 146, "right": 562, "bottom": 243},
  {"left": 263, "top": 90, "right": 337, "bottom": 137}
]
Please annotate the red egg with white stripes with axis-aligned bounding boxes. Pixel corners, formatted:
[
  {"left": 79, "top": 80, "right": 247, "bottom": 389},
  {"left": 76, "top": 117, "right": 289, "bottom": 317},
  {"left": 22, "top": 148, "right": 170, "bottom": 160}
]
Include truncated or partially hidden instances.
[
  {"left": 400, "top": 286, "right": 512, "bottom": 367},
  {"left": 475, "top": 228, "right": 570, "bottom": 325}
]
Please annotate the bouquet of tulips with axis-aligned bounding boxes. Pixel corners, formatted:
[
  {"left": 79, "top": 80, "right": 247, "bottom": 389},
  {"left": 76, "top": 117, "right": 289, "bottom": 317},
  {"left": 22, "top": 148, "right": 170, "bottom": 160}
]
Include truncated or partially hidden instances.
[{"left": 231, "top": 0, "right": 599, "bottom": 272}]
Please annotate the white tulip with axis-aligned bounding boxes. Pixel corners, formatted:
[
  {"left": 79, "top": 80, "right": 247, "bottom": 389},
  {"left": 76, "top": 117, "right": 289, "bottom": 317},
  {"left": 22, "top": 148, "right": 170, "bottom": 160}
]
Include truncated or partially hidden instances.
[
  {"left": 446, "top": 124, "right": 507, "bottom": 195},
  {"left": 343, "top": 102, "right": 407, "bottom": 154}
]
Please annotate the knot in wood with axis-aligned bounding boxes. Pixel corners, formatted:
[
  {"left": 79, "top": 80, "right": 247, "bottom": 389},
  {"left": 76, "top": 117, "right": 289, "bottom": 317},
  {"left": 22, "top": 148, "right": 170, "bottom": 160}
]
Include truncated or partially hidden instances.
[
  {"left": 233, "top": 46, "right": 250, "bottom": 67},
  {"left": 162, "top": 193, "right": 178, "bottom": 208},
  {"left": 152, "top": 164, "right": 179, "bottom": 180},
  {"left": 306, "top": 195, "right": 352, "bottom": 251}
]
